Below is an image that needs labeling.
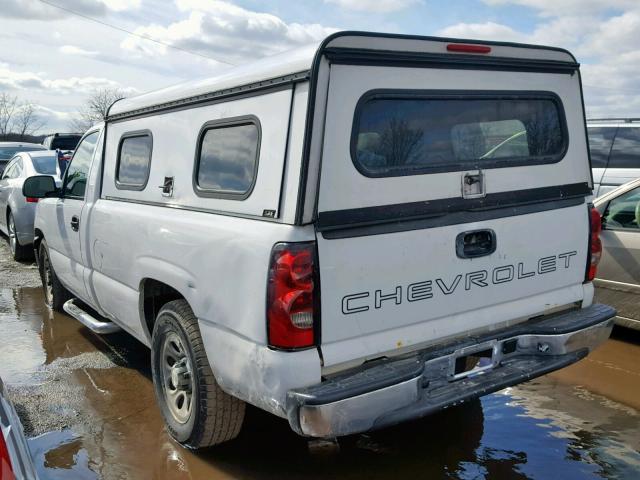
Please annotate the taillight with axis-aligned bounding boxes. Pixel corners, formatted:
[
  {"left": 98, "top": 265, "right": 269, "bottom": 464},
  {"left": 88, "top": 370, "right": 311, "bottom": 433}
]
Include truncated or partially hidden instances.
[
  {"left": 0, "top": 430, "right": 16, "bottom": 480},
  {"left": 586, "top": 206, "right": 602, "bottom": 282},
  {"left": 446, "top": 43, "right": 492, "bottom": 54},
  {"left": 267, "top": 242, "right": 317, "bottom": 349},
  {"left": 25, "top": 197, "right": 39, "bottom": 203}
]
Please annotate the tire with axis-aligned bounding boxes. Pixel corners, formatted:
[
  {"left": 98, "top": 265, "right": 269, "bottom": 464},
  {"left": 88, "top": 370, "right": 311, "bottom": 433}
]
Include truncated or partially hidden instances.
[
  {"left": 38, "top": 239, "right": 72, "bottom": 312},
  {"left": 151, "top": 299, "right": 245, "bottom": 449},
  {"left": 7, "top": 212, "right": 32, "bottom": 261}
]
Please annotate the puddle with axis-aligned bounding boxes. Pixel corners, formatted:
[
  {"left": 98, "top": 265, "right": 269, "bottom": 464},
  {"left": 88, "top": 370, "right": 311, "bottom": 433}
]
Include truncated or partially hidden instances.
[{"left": 1, "top": 285, "right": 640, "bottom": 479}]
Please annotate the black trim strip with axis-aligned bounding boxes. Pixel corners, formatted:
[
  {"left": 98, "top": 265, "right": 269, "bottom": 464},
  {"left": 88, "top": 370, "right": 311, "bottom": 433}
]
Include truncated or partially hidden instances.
[
  {"left": 318, "top": 182, "right": 590, "bottom": 236},
  {"left": 107, "top": 71, "right": 309, "bottom": 122},
  {"left": 322, "top": 196, "right": 585, "bottom": 239},
  {"left": 324, "top": 47, "right": 579, "bottom": 74},
  {"left": 102, "top": 195, "right": 282, "bottom": 223}
]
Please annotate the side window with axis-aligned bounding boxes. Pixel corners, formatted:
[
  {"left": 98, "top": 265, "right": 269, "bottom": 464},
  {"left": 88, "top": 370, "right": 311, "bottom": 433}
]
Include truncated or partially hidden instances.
[
  {"left": 608, "top": 128, "right": 640, "bottom": 169},
  {"left": 116, "top": 132, "right": 152, "bottom": 190},
  {"left": 587, "top": 127, "right": 616, "bottom": 168},
  {"left": 1, "top": 162, "right": 15, "bottom": 180},
  {"left": 194, "top": 118, "right": 260, "bottom": 199},
  {"left": 602, "top": 186, "right": 640, "bottom": 231},
  {"left": 63, "top": 131, "right": 99, "bottom": 199}
]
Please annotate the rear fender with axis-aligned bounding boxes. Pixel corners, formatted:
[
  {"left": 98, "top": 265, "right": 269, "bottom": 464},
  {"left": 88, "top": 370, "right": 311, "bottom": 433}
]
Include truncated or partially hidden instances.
[{"left": 135, "top": 257, "right": 198, "bottom": 339}]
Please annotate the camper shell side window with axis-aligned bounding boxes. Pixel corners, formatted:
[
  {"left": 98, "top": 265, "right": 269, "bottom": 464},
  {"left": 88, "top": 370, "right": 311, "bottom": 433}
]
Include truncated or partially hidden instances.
[
  {"left": 193, "top": 116, "right": 261, "bottom": 201},
  {"left": 115, "top": 130, "right": 153, "bottom": 191},
  {"left": 351, "top": 90, "right": 569, "bottom": 178}
]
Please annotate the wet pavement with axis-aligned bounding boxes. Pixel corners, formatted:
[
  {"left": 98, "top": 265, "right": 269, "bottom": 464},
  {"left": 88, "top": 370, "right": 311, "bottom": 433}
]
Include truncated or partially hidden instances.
[{"left": 0, "top": 244, "right": 639, "bottom": 479}]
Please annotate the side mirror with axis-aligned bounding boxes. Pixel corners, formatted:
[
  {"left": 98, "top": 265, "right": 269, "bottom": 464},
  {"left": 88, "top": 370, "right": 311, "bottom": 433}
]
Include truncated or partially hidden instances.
[{"left": 23, "top": 175, "right": 59, "bottom": 199}]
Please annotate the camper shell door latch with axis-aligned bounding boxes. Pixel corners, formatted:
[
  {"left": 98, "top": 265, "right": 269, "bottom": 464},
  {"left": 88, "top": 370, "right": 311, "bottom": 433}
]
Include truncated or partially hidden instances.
[{"left": 462, "top": 170, "right": 485, "bottom": 199}]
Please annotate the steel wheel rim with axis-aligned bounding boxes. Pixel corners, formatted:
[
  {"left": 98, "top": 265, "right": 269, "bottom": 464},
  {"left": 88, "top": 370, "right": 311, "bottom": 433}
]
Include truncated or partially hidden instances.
[
  {"left": 160, "top": 332, "right": 194, "bottom": 424},
  {"left": 8, "top": 214, "right": 16, "bottom": 254},
  {"left": 42, "top": 251, "right": 54, "bottom": 305}
]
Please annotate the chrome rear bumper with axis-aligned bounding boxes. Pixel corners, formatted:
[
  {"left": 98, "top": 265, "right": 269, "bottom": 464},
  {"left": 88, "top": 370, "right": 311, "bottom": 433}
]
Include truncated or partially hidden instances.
[{"left": 286, "top": 304, "right": 615, "bottom": 438}]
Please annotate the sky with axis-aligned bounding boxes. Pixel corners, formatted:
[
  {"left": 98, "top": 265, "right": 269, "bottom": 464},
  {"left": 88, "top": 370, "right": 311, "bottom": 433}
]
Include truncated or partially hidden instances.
[{"left": 0, "top": 0, "right": 638, "bottom": 133}]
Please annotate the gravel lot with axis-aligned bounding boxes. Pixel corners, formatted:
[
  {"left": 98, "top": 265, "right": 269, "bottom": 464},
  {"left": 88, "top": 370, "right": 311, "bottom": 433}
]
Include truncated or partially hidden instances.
[{"left": 0, "top": 237, "right": 40, "bottom": 288}]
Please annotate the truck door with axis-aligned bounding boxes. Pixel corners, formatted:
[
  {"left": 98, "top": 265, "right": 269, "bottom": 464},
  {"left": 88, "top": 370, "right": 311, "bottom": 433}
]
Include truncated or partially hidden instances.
[{"left": 47, "top": 130, "right": 99, "bottom": 301}]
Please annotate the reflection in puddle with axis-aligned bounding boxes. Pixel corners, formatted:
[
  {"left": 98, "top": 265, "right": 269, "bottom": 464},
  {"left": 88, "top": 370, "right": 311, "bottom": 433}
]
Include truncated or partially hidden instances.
[
  {"left": 29, "top": 430, "right": 97, "bottom": 479},
  {"left": 1, "top": 286, "right": 640, "bottom": 479}
]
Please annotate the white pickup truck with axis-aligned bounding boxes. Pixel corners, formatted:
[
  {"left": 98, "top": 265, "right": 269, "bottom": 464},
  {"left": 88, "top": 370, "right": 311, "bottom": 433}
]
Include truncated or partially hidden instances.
[{"left": 24, "top": 31, "right": 615, "bottom": 449}]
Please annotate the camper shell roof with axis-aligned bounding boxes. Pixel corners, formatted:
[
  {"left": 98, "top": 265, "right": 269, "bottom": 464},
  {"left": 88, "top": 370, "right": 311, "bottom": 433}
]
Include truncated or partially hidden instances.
[{"left": 108, "top": 31, "right": 578, "bottom": 121}]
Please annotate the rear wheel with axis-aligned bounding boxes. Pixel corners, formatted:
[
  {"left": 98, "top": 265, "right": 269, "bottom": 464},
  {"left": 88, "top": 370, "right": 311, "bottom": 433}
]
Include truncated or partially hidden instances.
[
  {"left": 38, "top": 239, "right": 72, "bottom": 312},
  {"left": 7, "top": 212, "right": 32, "bottom": 261},
  {"left": 151, "top": 300, "right": 245, "bottom": 449}
]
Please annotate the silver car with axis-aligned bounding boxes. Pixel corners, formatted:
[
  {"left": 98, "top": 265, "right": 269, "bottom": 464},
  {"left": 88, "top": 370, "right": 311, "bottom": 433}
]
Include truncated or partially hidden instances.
[
  {"left": 0, "top": 142, "right": 47, "bottom": 176},
  {"left": 594, "top": 178, "right": 640, "bottom": 330},
  {"left": 0, "top": 151, "right": 62, "bottom": 260},
  {"left": 0, "top": 377, "right": 38, "bottom": 480}
]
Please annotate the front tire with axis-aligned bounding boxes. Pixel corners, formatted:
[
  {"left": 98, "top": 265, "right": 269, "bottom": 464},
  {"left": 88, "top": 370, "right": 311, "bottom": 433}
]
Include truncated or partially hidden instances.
[
  {"left": 151, "top": 300, "right": 245, "bottom": 449},
  {"left": 38, "top": 239, "right": 72, "bottom": 311},
  {"left": 7, "top": 212, "right": 32, "bottom": 261}
]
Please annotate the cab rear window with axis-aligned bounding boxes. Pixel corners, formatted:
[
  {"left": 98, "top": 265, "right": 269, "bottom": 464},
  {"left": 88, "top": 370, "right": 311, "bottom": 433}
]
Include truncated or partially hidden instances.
[{"left": 352, "top": 90, "right": 567, "bottom": 177}]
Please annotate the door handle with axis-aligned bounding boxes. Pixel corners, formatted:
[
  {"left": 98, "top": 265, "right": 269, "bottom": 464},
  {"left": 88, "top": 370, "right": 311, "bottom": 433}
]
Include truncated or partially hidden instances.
[
  {"left": 70, "top": 215, "right": 80, "bottom": 232},
  {"left": 456, "top": 229, "right": 496, "bottom": 259}
]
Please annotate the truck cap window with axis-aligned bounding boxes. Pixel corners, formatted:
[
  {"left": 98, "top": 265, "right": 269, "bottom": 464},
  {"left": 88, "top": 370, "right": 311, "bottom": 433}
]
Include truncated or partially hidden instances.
[
  {"left": 116, "top": 132, "right": 152, "bottom": 190},
  {"left": 195, "top": 119, "right": 260, "bottom": 199},
  {"left": 352, "top": 91, "right": 567, "bottom": 177}
]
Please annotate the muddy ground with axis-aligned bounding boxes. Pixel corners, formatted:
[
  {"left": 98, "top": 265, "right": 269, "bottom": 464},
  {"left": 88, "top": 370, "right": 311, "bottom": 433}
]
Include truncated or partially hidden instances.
[
  {"left": 0, "top": 235, "right": 639, "bottom": 479},
  {"left": 0, "top": 239, "right": 40, "bottom": 288}
]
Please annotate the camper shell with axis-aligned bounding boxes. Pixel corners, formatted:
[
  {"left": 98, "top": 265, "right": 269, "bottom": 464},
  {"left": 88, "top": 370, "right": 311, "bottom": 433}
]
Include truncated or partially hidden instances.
[{"left": 28, "top": 32, "right": 613, "bottom": 447}]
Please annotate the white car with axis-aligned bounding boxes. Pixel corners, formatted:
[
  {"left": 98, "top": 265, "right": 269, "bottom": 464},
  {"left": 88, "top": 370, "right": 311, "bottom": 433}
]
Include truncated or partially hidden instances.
[
  {"left": 0, "top": 141, "right": 47, "bottom": 175},
  {"left": 24, "top": 31, "right": 615, "bottom": 449}
]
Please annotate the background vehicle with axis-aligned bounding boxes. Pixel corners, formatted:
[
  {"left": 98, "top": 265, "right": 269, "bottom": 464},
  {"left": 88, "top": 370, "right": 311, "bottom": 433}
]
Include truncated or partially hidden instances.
[
  {"left": 0, "top": 151, "right": 63, "bottom": 260},
  {"left": 588, "top": 118, "right": 640, "bottom": 197},
  {"left": 42, "top": 133, "right": 82, "bottom": 172},
  {"left": 0, "top": 142, "right": 47, "bottom": 176},
  {"left": 594, "top": 178, "right": 640, "bottom": 331},
  {"left": 26, "top": 32, "right": 614, "bottom": 449},
  {"left": 41, "top": 133, "right": 81, "bottom": 153},
  {"left": 0, "top": 376, "right": 39, "bottom": 480}
]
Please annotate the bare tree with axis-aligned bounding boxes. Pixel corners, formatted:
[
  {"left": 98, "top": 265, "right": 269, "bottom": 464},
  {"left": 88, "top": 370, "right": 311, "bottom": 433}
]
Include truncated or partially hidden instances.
[
  {"left": 374, "top": 117, "right": 424, "bottom": 167},
  {"left": 14, "top": 101, "right": 45, "bottom": 138},
  {"left": 70, "top": 87, "right": 126, "bottom": 132},
  {"left": 0, "top": 93, "right": 19, "bottom": 135}
]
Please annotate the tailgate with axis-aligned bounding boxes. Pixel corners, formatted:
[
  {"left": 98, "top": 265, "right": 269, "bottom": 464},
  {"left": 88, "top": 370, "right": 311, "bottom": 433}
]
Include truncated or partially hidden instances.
[
  {"left": 317, "top": 205, "right": 588, "bottom": 367},
  {"left": 311, "top": 36, "right": 592, "bottom": 368}
]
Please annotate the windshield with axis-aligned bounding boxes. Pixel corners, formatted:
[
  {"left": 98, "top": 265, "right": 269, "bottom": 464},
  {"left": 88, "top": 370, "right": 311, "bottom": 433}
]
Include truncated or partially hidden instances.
[
  {"left": 31, "top": 155, "right": 58, "bottom": 175},
  {"left": 51, "top": 136, "right": 81, "bottom": 151},
  {"left": 0, "top": 146, "right": 44, "bottom": 160}
]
